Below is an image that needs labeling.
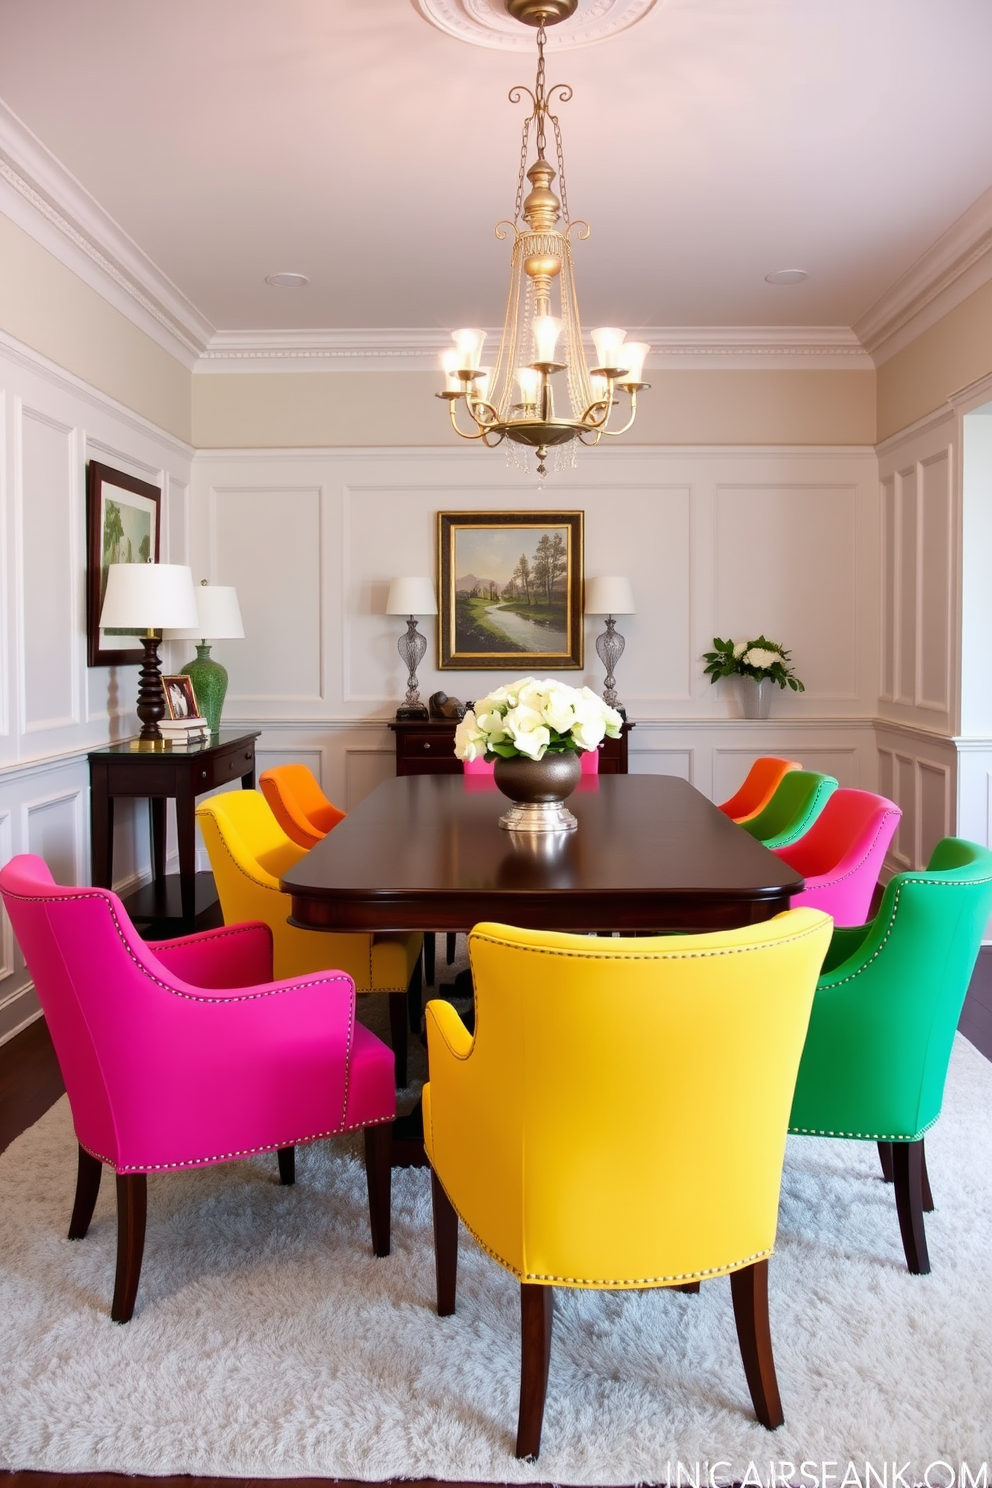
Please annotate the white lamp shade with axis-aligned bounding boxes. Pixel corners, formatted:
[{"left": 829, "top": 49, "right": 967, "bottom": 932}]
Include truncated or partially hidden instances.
[
  {"left": 585, "top": 576, "right": 636, "bottom": 616},
  {"left": 386, "top": 577, "right": 437, "bottom": 616},
  {"left": 99, "top": 563, "right": 198, "bottom": 630},
  {"left": 164, "top": 584, "right": 245, "bottom": 641}
]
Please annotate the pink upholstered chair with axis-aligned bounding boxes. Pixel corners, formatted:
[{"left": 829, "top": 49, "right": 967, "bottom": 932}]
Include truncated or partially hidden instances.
[
  {"left": 772, "top": 788, "right": 902, "bottom": 926},
  {"left": 0, "top": 854, "right": 396, "bottom": 1323},
  {"left": 580, "top": 746, "right": 600, "bottom": 774}
]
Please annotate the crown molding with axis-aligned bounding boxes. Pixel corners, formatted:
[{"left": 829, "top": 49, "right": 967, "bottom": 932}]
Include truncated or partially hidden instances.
[
  {"left": 854, "top": 183, "right": 992, "bottom": 367},
  {"left": 0, "top": 99, "right": 213, "bottom": 369},
  {"left": 197, "top": 324, "right": 873, "bottom": 373}
]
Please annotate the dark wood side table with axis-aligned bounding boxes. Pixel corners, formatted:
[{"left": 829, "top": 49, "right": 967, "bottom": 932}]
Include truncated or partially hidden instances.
[
  {"left": 88, "top": 730, "right": 260, "bottom": 935},
  {"left": 389, "top": 717, "right": 634, "bottom": 774}
]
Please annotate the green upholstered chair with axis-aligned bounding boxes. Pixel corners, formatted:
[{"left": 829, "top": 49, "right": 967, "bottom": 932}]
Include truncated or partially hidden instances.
[
  {"left": 738, "top": 770, "right": 838, "bottom": 850},
  {"left": 788, "top": 837, "right": 992, "bottom": 1274}
]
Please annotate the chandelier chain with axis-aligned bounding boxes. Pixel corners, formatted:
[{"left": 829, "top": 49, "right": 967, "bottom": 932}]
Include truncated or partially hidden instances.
[
  {"left": 514, "top": 115, "right": 532, "bottom": 227},
  {"left": 551, "top": 113, "right": 570, "bottom": 226}
]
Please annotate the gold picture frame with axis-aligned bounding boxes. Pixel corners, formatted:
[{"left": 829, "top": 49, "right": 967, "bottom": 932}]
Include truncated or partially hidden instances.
[{"left": 437, "top": 511, "right": 583, "bottom": 670}]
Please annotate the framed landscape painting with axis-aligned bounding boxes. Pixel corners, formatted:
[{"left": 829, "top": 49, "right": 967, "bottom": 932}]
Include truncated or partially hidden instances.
[
  {"left": 437, "top": 511, "right": 583, "bottom": 670},
  {"left": 86, "top": 461, "right": 161, "bottom": 666}
]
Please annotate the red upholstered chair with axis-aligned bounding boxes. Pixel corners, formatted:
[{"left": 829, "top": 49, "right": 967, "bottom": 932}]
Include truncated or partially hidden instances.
[
  {"left": 772, "top": 788, "right": 902, "bottom": 926},
  {"left": 0, "top": 854, "right": 395, "bottom": 1324},
  {"left": 259, "top": 763, "right": 346, "bottom": 850},
  {"left": 718, "top": 757, "right": 802, "bottom": 823}
]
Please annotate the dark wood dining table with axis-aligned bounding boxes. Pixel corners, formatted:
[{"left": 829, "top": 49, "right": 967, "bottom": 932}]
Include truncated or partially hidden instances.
[
  {"left": 281, "top": 773, "right": 805, "bottom": 1164},
  {"left": 282, "top": 772, "right": 804, "bottom": 937}
]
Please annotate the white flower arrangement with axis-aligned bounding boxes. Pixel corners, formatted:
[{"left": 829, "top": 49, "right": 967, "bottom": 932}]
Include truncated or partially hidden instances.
[
  {"left": 702, "top": 635, "right": 805, "bottom": 691},
  {"left": 453, "top": 677, "right": 623, "bottom": 763}
]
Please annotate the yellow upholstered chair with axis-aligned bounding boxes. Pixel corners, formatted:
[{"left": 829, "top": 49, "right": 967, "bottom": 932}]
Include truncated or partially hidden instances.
[
  {"left": 424, "top": 912, "right": 832, "bottom": 1459},
  {"left": 259, "top": 763, "right": 346, "bottom": 851},
  {"left": 196, "top": 789, "right": 422, "bottom": 1086}
]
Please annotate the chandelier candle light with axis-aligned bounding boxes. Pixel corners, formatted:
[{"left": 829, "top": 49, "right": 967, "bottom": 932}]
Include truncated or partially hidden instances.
[
  {"left": 437, "top": 0, "right": 650, "bottom": 478},
  {"left": 386, "top": 577, "right": 437, "bottom": 720},
  {"left": 454, "top": 676, "right": 623, "bottom": 832}
]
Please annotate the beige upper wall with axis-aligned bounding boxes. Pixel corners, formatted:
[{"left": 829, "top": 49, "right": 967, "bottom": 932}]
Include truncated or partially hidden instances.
[
  {"left": 192, "top": 366, "right": 877, "bottom": 449},
  {"left": 0, "top": 213, "right": 192, "bottom": 443},
  {"left": 877, "top": 276, "right": 992, "bottom": 442}
]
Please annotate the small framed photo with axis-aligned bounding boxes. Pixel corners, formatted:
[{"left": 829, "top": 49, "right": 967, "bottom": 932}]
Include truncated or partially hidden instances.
[
  {"left": 86, "top": 460, "right": 162, "bottom": 667},
  {"left": 437, "top": 510, "right": 584, "bottom": 670},
  {"left": 162, "top": 675, "right": 200, "bottom": 721}
]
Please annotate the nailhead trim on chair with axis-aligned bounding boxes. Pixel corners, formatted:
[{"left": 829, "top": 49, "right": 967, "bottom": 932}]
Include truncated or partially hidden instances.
[
  {"left": 82, "top": 1113, "right": 395, "bottom": 1174},
  {"left": 789, "top": 1114, "right": 938, "bottom": 1141},
  {"left": 820, "top": 872, "right": 992, "bottom": 990},
  {"left": 469, "top": 920, "right": 830, "bottom": 962},
  {"left": 798, "top": 808, "right": 901, "bottom": 893}
]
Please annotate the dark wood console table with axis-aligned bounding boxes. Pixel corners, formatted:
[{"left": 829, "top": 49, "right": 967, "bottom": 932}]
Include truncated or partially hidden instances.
[
  {"left": 88, "top": 730, "right": 259, "bottom": 935},
  {"left": 389, "top": 717, "right": 633, "bottom": 775}
]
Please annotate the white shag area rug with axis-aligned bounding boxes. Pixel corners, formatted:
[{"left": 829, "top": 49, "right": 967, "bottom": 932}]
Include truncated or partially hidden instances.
[{"left": 1, "top": 1014, "right": 991, "bottom": 1483}]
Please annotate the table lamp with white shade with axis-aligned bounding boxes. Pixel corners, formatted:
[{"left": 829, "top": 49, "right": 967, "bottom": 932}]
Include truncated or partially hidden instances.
[
  {"left": 585, "top": 576, "right": 636, "bottom": 714},
  {"left": 165, "top": 582, "right": 245, "bottom": 734},
  {"left": 99, "top": 563, "right": 199, "bottom": 745},
  {"left": 386, "top": 577, "right": 437, "bottom": 720}
]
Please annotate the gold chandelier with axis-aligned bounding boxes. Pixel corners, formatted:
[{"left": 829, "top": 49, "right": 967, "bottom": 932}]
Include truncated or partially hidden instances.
[{"left": 438, "top": 0, "right": 649, "bottom": 477}]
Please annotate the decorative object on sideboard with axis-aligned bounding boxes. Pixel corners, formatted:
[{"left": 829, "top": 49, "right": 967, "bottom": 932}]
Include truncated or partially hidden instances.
[
  {"left": 165, "top": 582, "right": 245, "bottom": 734},
  {"left": 453, "top": 677, "right": 622, "bottom": 833},
  {"left": 386, "top": 577, "right": 437, "bottom": 720},
  {"left": 429, "top": 692, "right": 467, "bottom": 721},
  {"left": 98, "top": 564, "right": 198, "bottom": 747},
  {"left": 86, "top": 461, "right": 161, "bottom": 667},
  {"left": 160, "top": 675, "right": 209, "bottom": 744},
  {"left": 435, "top": 0, "right": 649, "bottom": 478},
  {"left": 437, "top": 510, "right": 584, "bottom": 670},
  {"left": 702, "top": 635, "right": 806, "bottom": 720},
  {"left": 585, "top": 576, "right": 635, "bottom": 715}
]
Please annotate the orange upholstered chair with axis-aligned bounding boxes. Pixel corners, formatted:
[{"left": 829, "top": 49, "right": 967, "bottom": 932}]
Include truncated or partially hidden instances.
[
  {"left": 259, "top": 763, "right": 346, "bottom": 851},
  {"left": 718, "top": 756, "right": 802, "bottom": 823}
]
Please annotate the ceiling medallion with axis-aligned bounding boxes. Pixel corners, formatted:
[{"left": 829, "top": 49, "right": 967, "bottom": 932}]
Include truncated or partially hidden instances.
[
  {"left": 412, "top": 0, "right": 659, "bottom": 51},
  {"left": 436, "top": 4, "right": 650, "bottom": 476}
]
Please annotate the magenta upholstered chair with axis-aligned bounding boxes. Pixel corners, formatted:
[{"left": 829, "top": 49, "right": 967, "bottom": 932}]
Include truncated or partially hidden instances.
[
  {"left": 580, "top": 746, "right": 600, "bottom": 774},
  {"left": 772, "top": 789, "right": 902, "bottom": 926},
  {"left": 0, "top": 854, "right": 396, "bottom": 1323}
]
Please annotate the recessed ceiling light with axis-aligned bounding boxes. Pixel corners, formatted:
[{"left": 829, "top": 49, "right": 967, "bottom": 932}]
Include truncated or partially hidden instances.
[
  {"left": 765, "top": 269, "right": 808, "bottom": 286},
  {"left": 265, "top": 272, "right": 309, "bottom": 288}
]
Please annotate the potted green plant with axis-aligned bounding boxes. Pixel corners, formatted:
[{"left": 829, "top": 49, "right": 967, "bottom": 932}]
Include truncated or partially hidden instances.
[{"left": 702, "top": 636, "right": 805, "bottom": 718}]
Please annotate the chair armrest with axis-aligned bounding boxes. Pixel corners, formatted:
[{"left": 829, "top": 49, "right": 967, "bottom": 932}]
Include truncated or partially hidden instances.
[
  {"left": 425, "top": 998, "right": 474, "bottom": 1060},
  {"left": 145, "top": 921, "right": 274, "bottom": 989}
]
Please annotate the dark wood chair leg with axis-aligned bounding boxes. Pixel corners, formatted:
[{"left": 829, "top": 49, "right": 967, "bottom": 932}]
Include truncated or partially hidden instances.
[
  {"left": 277, "top": 1146, "right": 296, "bottom": 1185},
  {"left": 921, "top": 1139, "right": 934, "bottom": 1212},
  {"left": 111, "top": 1172, "right": 147, "bottom": 1324},
  {"left": 431, "top": 1167, "right": 459, "bottom": 1316},
  {"left": 892, "top": 1139, "right": 930, "bottom": 1274},
  {"left": 516, "top": 1283, "right": 553, "bottom": 1460},
  {"left": 877, "top": 1140, "right": 894, "bottom": 1182},
  {"left": 423, "top": 933, "right": 435, "bottom": 987},
  {"left": 729, "top": 1260, "right": 783, "bottom": 1429},
  {"left": 388, "top": 990, "right": 408, "bottom": 1088},
  {"left": 68, "top": 1144, "right": 103, "bottom": 1240},
  {"left": 407, "top": 954, "right": 423, "bottom": 1035},
  {"left": 363, "top": 1123, "right": 392, "bottom": 1257},
  {"left": 674, "top": 1280, "right": 701, "bottom": 1294},
  {"left": 446, "top": 932, "right": 457, "bottom": 965}
]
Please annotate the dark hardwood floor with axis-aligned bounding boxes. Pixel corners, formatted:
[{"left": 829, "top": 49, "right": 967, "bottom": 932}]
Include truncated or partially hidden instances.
[{"left": 3, "top": 946, "right": 992, "bottom": 1488}]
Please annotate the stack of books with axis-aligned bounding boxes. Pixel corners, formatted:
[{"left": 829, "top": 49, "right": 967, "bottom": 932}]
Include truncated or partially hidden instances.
[{"left": 158, "top": 716, "right": 211, "bottom": 746}]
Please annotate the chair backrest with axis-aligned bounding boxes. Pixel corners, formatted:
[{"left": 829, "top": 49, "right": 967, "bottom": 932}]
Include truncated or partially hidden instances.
[
  {"left": 774, "top": 787, "right": 901, "bottom": 926},
  {"left": 428, "top": 909, "right": 831, "bottom": 1286},
  {"left": 790, "top": 837, "right": 992, "bottom": 1141},
  {"left": 259, "top": 763, "right": 346, "bottom": 849},
  {"left": 196, "top": 790, "right": 306, "bottom": 950},
  {"left": 718, "top": 756, "right": 802, "bottom": 822},
  {"left": 580, "top": 746, "right": 599, "bottom": 775},
  {"left": 462, "top": 755, "right": 495, "bottom": 776},
  {"left": 738, "top": 770, "right": 838, "bottom": 849}
]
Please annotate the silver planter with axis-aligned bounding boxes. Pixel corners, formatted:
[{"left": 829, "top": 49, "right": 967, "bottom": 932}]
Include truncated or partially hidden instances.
[
  {"left": 493, "top": 751, "right": 583, "bottom": 833},
  {"left": 735, "top": 675, "right": 773, "bottom": 719}
]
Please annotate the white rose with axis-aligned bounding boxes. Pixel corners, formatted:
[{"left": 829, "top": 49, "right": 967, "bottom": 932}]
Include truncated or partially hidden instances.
[
  {"left": 475, "top": 710, "right": 508, "bottom": 742},
  {"left": 510, "top": 723, "right": 550, "bottom": 759},
  {"left": 733, "top": 641, "right": 748, "bottom": 658},
  {"left": 744, "top": 646, "right": 780, "bottom": 670},
  {"left": 602, "top": 704, "right": 624, "bottom": 738},
  {"left": 453, "top": 711, "right": 486, "bottom": 761},
  {"left": 541, "top": 687, "right": 576, "bottom": 735},
  {"left": 571, "top": 698, "right": 607, "bottom": 752}
]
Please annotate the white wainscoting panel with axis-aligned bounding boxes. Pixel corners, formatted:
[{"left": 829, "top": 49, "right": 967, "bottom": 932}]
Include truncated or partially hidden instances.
[
  {"left": 876, "top": 724, "right": 957, "bottom": 871},
  {"left": 19, "top": 406, "right": 78, "bottom": 741},
  {"left": 22, "top": 786, "right": 85, "bottom": 888}
]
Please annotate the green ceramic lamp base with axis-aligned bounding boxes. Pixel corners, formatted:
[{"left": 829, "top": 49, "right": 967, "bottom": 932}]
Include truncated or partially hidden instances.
[{"left": 180, "top": 643, "right": 228, "bottom": 734}]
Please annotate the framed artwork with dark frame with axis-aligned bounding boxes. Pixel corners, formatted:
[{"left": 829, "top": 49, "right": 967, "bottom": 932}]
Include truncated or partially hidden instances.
[
  {"left": 162, "top": 674, "right": 200, "bottom": 721},
  {"left": 437, "top": 510, "right": 584, "bottom": 670},
  {"left": 86, "top": 460, "right": 161, "bottom": 666}
]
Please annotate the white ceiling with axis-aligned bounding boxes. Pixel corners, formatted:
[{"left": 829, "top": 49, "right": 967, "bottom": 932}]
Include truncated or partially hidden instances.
[{"left": 2, "top": 0, "right": 992, "bottom": 341}]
